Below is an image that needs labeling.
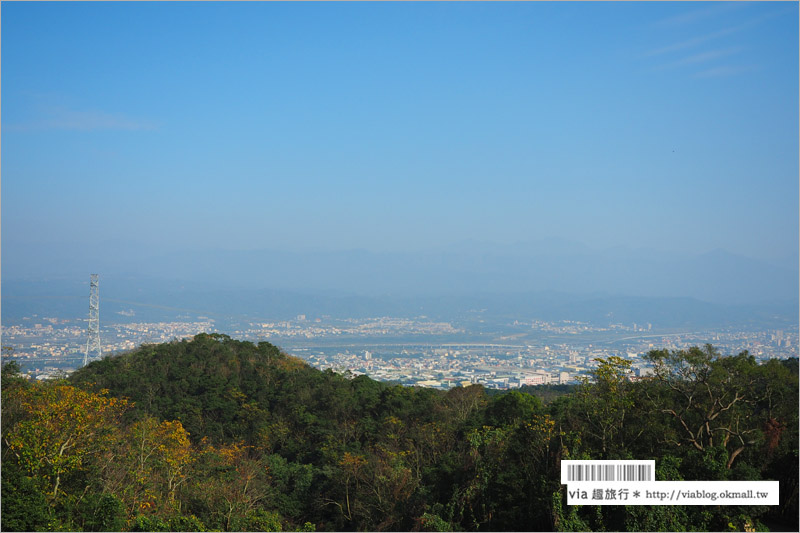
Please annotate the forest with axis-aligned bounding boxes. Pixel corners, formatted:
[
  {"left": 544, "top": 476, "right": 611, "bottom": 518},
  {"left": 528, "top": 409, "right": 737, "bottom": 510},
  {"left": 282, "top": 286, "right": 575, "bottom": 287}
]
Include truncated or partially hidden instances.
[{"left": 2, "top": 333, "right": 797, "bottom": 532}]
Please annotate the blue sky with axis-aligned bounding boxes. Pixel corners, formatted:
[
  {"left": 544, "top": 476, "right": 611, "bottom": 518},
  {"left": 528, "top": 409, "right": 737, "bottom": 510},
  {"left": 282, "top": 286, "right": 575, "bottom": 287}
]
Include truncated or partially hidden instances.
[{"left": 2, "top": 1, "right": 798, "bottom": 275}]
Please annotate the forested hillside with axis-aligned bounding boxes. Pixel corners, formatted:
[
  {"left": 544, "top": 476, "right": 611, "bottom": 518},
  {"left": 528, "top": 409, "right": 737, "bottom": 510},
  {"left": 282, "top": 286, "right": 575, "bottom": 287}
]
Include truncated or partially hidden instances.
[{"left": 2, "top": 333, "right": 797, "bottom": 531}]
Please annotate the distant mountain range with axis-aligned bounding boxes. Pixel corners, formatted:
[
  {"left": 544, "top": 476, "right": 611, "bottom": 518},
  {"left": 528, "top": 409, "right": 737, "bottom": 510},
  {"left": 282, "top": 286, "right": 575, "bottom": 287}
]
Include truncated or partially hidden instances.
[
  {"left": 2, "top": 280, "right": 796, "bottom": 330},
  {"left": 3, "top": 238, "right": 797, "bottom": 307}
]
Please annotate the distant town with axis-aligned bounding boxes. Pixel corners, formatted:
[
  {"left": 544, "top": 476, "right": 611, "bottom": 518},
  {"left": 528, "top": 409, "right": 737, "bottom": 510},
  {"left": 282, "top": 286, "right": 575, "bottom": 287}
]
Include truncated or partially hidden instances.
[{"left": 3, "top": 313, "right": 797, "bottom": 388}]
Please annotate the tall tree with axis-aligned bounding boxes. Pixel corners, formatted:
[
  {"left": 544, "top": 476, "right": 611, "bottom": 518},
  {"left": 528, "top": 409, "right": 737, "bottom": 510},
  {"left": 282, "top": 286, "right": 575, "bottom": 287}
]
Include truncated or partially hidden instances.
[
  {"left": 644, "top": 346, "right": 777, "bottom": 469},
  {"left": 4, "top": 384, "right": 130, "bottom": 501}
]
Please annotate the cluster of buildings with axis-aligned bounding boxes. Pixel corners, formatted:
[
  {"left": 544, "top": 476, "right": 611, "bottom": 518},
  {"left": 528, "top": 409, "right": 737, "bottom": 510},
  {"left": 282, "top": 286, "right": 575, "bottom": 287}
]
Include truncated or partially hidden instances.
[
  {"left": 2, "top": 317, "right": 216, "bottom": 374},
  {"left": 2, "top": 314, "right": 796, "bottom": 386},
  {"left": 288, "top": 344, "right": 641, "bottom": 390},
  {"left": 239, "top": 316, "right": 462, "bottom": 339}
]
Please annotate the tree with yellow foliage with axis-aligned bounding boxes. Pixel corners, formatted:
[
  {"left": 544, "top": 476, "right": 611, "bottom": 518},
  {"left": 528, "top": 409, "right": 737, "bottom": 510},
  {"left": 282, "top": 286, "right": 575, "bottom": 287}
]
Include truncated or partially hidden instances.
[{"left": 4, "top": 383, "right": 129, "bottom": 501}]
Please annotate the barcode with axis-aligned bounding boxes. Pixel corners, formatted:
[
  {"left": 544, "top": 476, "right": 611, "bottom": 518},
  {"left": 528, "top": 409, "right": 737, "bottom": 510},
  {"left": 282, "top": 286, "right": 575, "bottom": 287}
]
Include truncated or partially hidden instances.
[
  {"left": 567, "top": 463, "right": 652, "bottom": 481},
  {"left": 561, "top": 460, "right": 655, "bottom": 483}
]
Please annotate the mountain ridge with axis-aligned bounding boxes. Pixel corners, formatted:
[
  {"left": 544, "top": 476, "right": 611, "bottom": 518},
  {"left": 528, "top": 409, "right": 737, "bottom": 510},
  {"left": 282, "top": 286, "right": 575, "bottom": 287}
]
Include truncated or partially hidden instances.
[
  {"left": 3, "top": 239, "right": 797, "bottom": 305},
  {"left": 2, "top": 279, "right": 796, "bottom": 329}
]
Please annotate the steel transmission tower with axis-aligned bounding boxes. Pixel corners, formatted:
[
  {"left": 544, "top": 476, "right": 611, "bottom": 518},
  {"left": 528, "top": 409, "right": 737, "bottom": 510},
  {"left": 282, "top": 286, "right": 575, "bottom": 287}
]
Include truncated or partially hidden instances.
[{"left": 83, "top": 274, "right": 101, "bottom": 366}]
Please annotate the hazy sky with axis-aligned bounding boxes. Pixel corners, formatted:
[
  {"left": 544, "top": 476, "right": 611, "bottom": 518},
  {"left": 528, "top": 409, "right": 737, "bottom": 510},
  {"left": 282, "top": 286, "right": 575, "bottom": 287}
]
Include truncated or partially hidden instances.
[{"left": 2, "top": 2, "right": 798, "bottom": 269}]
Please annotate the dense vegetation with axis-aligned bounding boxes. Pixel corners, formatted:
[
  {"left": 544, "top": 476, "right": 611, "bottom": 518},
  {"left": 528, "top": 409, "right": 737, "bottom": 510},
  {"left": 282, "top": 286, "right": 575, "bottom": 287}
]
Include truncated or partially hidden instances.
[{"left": 2, "top": 333, "right": 797, "bottom": 531}]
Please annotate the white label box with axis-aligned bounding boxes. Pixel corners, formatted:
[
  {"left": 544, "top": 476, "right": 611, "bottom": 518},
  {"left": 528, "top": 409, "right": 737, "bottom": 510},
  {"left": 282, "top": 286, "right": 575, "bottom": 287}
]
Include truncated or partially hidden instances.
[{"left": 565, "top": 481, "right": 779, "bottom": 506}]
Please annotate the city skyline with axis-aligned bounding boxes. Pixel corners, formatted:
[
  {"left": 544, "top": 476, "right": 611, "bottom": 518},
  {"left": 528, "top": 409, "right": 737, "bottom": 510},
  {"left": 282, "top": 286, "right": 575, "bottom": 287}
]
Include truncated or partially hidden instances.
[{"left": 5, "top": 308, "right": 797, "bottom": 386}]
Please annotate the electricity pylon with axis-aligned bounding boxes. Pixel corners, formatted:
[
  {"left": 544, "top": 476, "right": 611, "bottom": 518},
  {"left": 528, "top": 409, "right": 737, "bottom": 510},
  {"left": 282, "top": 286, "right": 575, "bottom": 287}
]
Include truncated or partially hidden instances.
[{"left": 83, "top": 274, "right": 101, "bottom": 366}]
